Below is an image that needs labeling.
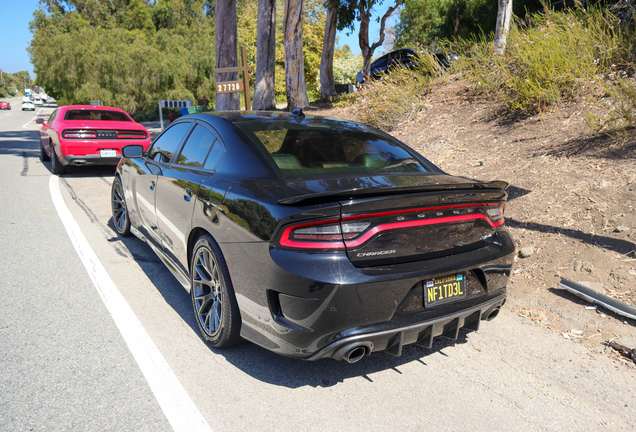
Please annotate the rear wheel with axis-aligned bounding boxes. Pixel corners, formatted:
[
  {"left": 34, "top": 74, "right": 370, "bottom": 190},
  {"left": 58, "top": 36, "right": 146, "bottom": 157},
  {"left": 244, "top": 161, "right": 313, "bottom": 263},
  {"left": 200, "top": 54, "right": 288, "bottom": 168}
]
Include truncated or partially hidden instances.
[
  {"left": 40, "top": 141, "right": 50, "bottom": 162},
  {"left": 50, "top": 146, "right": 65, "bottom": 175},
  {"left": 191, "top": 235, "right": 241, "bottom": 348},
  {"left": 111, "top": 176, "right": 131, "bottom": 236}
]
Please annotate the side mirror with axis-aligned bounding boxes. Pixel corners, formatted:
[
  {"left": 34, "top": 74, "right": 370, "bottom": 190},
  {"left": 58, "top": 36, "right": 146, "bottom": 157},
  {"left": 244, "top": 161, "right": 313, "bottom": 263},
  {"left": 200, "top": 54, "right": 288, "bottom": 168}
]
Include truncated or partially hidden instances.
[
  {"left": 35, "top": 118, "right": 44, "bottom": 124},
  {"left": 122, "top": 145, "right": 144, "bottom": 158}
]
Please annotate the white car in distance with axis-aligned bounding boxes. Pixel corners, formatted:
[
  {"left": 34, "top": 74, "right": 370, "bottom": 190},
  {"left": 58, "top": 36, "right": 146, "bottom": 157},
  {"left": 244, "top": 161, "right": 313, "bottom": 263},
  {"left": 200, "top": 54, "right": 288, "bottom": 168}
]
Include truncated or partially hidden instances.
[{"left": 22, "top": 100, "right": 35, "bottom": 111}]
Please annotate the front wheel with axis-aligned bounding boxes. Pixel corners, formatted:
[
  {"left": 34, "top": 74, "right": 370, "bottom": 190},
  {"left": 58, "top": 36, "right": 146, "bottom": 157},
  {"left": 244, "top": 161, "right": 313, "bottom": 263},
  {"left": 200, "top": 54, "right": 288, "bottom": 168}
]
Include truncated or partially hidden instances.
[
  {"left": 111, "top": 176, "right": 131, "bottom": 236},
  {"left": 191, "top": 235, "right": 241, "bottom": 348},
  {"left": 40, "top": 140, "right": 50, "bottom": 162},
  {"left": 50, "top": 146, "right": 65, "bottom": 175}
]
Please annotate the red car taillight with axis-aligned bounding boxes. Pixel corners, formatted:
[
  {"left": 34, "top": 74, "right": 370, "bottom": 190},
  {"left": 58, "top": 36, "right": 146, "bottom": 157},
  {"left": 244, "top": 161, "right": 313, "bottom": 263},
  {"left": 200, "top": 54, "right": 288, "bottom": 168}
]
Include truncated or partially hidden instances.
[
  {"left": 117, "top": 131, "right": 147, "bottom": 139},
  {"left": 277, "top": 203, "right": 505, "bottom": 251},
  {"left": 63, "top": 130, "right": 97, "bottom": 139}
]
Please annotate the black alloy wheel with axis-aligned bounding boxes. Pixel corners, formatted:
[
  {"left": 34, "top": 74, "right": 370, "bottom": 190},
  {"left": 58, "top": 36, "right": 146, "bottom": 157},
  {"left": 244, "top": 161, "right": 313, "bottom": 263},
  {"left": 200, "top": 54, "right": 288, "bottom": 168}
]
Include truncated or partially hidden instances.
[
  {"left": 111, "top": 176, "right": 131, "bottom": 236},
  {"left": 191, "top": 235, "right": 241, "bottom": 348},
  {"left": 50, "top": 146, "right": 65, "bottom": 175},
  {"left": 40, "top": 141, "right": 50, "bottom": 162}
]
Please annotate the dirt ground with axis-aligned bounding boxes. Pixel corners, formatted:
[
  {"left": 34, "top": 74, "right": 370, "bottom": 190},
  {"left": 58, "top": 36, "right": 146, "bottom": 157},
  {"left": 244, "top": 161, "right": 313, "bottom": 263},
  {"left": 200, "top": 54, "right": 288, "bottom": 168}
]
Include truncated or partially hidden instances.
[{"left": 310, "top": 78, "right": 636, "bottom": 366}]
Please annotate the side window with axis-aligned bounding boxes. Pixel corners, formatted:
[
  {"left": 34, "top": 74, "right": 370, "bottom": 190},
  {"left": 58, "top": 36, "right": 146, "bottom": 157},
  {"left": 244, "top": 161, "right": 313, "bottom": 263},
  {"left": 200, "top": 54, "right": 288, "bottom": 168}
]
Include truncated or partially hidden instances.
[
  {"left": 176, "top": 124, "right": 216, "bottom": 168},
  {"left": 48, "top": 110, "right": 57, "bottom": 124},
  {"left": 148, "top": 122, "right": 191, "bottom": 163},
  {"left": 203, "top": 140, "right": 225, "bottom": 171}
]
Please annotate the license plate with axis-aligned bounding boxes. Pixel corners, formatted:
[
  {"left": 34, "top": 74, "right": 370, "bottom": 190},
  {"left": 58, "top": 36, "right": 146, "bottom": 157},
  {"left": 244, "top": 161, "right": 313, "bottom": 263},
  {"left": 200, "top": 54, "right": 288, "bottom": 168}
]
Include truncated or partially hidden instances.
[
  {"left": 100, "top": 149, "right": 116, "bottom": 158},
  {"left": 424, "top": 273, "right": 466, "bottom": 307}
]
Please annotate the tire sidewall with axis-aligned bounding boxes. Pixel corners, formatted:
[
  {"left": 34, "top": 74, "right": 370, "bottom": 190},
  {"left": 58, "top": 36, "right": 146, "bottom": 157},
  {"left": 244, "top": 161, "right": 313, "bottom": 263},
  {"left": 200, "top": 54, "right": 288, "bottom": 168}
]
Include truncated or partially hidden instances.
[
  {"left": 190, "top": 235, "right": 241, "bottom": 347},
  {"left": 111, "top": 176, "right": 131, "bottom": 236}
]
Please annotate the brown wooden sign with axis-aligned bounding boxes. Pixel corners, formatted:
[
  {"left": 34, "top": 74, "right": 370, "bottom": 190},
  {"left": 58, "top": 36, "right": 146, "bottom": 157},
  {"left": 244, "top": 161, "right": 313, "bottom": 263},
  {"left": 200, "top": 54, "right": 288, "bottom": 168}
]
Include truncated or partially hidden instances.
[
  {"left": 216, "top": 81, "right": 242, "bottom": 94},
  {"left": 212, "top": 46, "right": 254, "bottom": 110}
]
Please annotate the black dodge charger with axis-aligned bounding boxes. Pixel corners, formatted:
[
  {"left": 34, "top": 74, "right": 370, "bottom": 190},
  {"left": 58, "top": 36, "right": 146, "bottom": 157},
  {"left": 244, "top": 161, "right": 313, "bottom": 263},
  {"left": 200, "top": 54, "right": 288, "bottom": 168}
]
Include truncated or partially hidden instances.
[{"left": 112, "top": 110, "right": 515, "bottom": 363}]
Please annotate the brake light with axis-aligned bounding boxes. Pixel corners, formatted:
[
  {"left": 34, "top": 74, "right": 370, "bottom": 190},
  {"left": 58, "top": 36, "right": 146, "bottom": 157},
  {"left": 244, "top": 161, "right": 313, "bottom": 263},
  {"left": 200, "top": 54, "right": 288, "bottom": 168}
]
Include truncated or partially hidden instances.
[
  {"left": 117, "top": 131, "right": 147, "bottom": 139},
  {"left": 277, "top": 203, "right": 505, "bottom": 251},
  {"left": 63, "top": 130, "right": 97, "bottom": 139}
]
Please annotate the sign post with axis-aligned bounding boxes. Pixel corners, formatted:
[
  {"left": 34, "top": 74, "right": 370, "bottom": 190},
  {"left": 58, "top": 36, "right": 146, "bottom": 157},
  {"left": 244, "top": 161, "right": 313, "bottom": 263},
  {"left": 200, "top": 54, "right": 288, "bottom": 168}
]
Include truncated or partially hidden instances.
[
  {"left": 158, "top": 100, "right": 193, "bottom": 130},
  {"left": 212, "top": 46, "right": 254, "bottom": 110}
]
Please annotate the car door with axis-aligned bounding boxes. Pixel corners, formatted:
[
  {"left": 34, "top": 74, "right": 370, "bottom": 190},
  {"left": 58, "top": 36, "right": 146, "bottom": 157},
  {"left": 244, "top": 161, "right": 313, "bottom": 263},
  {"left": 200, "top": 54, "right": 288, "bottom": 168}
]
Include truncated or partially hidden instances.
[
  {"left": 155, "top": 122, "right": 222, "bottom": 276},
  {"left": 39, "top": 109, "right": 57, "bottom": 155},
  {"left": 133, "top": 121, "right": 193, "bottom": 248}
]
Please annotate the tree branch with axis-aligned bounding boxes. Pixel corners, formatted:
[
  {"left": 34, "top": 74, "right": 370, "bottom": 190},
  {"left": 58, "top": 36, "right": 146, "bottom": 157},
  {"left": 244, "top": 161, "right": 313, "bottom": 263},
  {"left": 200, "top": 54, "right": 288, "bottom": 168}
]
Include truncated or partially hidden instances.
[{"left": 370, "top": 1, "right": 402, "bottom": 53}]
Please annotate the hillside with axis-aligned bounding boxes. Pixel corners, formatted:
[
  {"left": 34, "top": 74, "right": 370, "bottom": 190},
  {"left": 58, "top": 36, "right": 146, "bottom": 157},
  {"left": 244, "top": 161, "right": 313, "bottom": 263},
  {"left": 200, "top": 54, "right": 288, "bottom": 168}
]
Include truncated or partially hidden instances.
[{"left": 313, "top": 78, "right": 636, "bottom": 363}]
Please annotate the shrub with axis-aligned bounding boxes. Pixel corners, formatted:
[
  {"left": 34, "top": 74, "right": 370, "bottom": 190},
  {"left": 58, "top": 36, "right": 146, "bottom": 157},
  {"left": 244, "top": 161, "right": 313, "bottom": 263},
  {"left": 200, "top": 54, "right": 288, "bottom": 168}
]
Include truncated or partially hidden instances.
[
  {"left": 345, "top": 51, "right": 444, "bottom": 130},
  {"left": 453, "top": 8, "right": 626, "bottom": 113},
  {"left": 586, "top": 75, "right": 636, "bottom": 136}
]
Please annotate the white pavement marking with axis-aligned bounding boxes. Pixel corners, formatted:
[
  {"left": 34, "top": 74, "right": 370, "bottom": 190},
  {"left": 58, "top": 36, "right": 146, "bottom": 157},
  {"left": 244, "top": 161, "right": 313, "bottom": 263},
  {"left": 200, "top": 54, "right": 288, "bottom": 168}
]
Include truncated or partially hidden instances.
[
  {"left": 48, "top": 175, "right": 212, "bottom": 432},
  {"left": 22, "top": 108, "right": 45, "bottom": 128}
]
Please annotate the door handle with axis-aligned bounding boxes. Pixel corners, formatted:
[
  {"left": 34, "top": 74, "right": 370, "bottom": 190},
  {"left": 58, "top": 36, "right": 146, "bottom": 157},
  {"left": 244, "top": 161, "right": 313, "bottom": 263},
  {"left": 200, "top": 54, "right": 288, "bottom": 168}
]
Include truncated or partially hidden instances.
[
  {"left": 184, "top": 188, "right": 193, "bottom": 202},
  {"left": 150, "top": 180, "right": 156, "bottom": 191}
]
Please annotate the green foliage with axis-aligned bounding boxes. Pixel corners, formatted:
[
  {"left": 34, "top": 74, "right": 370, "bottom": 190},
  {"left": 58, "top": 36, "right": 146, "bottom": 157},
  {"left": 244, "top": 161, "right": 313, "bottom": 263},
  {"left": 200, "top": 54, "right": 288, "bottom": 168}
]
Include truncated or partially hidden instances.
[
  {"left": 345, "top": 51, "right": 443, "bottom": 130},
  {"left": 30, "top": 0, "right": 216, "bottom": 114},
  {"left": 333, "top": 52, "right": 364, "bottom": 84},
  {"left": 0, "top": 70, "right": 32, "bottom": 98},
  {"left": 394, "top": 0, "right": 544, "bottom": 50},
  {"left": 587, "top": 75, "right": 636, "bottom": 136},
  {"left": 453, "top": 8, "right": 627, "bottom": 113}
]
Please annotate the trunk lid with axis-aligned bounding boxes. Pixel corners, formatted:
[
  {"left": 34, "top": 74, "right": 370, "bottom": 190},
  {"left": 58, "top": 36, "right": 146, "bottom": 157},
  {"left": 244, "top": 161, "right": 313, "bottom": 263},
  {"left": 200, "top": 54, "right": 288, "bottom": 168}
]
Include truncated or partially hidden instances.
[{"left": 337, "top": 186, "right": 507, "bottom": 267}]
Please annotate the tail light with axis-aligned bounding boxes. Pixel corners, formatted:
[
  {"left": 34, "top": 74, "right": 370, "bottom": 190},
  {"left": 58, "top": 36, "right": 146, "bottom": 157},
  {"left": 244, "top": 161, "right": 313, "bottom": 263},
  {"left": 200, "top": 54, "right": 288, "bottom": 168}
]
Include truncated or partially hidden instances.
[
  {"left": 63, "top": 130, "right": 97, "bottom": 139},
  {"left": 279, "top": 219, "right": 345, "bottom": 250},
  {"left": 277, "top": 203, "right": 505, "bottom": 252},
  {"left": 117, "top": 131, "right": 148, "bottom": 139}
]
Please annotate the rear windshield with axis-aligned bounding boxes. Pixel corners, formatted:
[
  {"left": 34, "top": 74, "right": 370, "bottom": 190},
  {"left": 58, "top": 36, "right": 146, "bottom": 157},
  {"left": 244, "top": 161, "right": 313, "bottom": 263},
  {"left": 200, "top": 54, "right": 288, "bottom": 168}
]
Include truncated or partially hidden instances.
[
  {"left": 236, "top": 118, "right": 429, "bottom": 176},
  {"left": 64, "top": 110, "right": 131, "bottom": 121}
]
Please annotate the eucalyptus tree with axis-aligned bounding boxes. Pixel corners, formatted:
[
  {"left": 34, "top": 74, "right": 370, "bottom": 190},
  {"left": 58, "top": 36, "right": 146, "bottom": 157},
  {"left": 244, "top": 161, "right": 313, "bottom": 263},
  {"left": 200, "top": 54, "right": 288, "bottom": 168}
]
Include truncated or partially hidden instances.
[
  {"left": 325, "top": 0, "right": 403, "bottom": 80},
  {"left": 284, "top": 0, "right": 308, "bottom": 109},
  {"left": 494, "top": 0, "right": 513, "bottom": 55},
  {"left": 253, "top": 0, "right": 277, "bottom": 110},
  {"left": 215, "top": 0, "right": 240, "bottom": 110}
]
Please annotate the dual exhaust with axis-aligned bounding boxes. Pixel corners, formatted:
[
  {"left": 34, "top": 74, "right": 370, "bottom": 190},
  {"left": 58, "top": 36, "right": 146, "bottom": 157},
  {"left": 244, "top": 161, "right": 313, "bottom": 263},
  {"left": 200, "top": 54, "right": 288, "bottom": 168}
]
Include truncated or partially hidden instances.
[{"left": 332, "top": 307, "right": 502, "bottom": 363}]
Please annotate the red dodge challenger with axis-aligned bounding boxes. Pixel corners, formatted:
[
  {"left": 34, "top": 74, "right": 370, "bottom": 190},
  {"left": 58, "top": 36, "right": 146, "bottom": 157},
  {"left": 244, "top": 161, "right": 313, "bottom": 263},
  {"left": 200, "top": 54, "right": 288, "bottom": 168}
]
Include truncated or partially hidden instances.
[{"left": 37, "top": 105, "right": 151, "bottom": 174}]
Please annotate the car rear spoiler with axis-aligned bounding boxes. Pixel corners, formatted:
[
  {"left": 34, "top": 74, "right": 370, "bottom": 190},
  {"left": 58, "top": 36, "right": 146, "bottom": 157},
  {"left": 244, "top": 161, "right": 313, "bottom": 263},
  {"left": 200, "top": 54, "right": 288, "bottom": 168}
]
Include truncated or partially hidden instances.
[{"left": 278, "top": 180, "right": 509, "bottom": 205}]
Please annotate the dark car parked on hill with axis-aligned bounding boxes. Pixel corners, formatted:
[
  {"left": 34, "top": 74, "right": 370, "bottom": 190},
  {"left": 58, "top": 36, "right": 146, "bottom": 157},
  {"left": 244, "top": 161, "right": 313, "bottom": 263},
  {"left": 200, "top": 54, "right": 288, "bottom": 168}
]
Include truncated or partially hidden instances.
[
  {"left": 112, "top": 110, "right": 515, "bottom": 362},
  {"left": 356, "top": 48, "right": 458, "bottom": 84}
]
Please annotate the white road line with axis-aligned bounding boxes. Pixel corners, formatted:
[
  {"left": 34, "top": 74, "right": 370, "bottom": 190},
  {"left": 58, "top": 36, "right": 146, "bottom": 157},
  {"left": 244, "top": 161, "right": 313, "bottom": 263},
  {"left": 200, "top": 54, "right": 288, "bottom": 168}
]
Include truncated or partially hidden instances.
[
  {"left": 22, "top": 107, "right": 45, "bottom": 128},
  {"left": 48, "top": 175, "right": 212, "bottom": 432}
]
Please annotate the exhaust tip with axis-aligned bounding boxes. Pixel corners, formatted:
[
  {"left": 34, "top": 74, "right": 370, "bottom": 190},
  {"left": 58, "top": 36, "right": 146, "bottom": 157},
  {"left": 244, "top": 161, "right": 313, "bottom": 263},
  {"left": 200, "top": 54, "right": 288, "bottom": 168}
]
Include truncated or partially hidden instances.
[
  {"left": 72, "top": 160, "right": 87, "bottom": 166},
  {"left": 486, "top": 307, "right": 501, "bottom": 321},
  {"left": 334, "top": 342, "right": 372, "bottom": 363},
  {"left": 344, "top": 346, "right": 367, "bottom": 364}
]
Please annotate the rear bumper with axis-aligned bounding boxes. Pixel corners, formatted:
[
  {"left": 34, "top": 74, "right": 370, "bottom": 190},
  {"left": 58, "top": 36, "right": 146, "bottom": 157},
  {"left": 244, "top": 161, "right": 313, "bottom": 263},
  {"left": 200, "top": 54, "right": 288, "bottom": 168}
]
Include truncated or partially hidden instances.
[
  {"left": 227, "top": 228, "right": 515, "bottom": 360},
  {"left": 59, "top": 154, "right": 121, "bottom": 166},
  {"left": 307, "top": 293, "right": 505, "bottom": 361}
]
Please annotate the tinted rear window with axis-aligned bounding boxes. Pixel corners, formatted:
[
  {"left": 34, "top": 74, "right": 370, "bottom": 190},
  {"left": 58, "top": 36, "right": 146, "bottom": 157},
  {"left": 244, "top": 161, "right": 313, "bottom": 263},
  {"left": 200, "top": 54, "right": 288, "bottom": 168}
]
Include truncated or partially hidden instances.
[
  {"left": 64, "top": 110, "right": 131, "bottom": 121},
  {"left": 236, "top": 119, "right": 429, "bottom": 176}
]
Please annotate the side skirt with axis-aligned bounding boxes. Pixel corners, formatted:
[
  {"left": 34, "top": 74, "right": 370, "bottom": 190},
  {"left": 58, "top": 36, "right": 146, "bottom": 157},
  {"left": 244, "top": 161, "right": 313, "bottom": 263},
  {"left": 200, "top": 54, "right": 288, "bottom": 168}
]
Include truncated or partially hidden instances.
[{"left": 131, "top": 225, "right": 191, "bottom": 292}]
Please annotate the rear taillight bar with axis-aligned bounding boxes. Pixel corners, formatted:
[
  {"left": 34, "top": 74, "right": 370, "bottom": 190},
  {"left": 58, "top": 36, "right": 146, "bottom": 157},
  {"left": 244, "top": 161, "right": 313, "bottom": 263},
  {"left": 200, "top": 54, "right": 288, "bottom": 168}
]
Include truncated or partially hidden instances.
[
  {"left": 117, "top": 131, "right": 147, "bottom": 139},
  {"left": 277, "top": 203, "right": 505, "bottom": 251},
  {"left": 62, "top": 130, "right": 97, "bottom": 139}
]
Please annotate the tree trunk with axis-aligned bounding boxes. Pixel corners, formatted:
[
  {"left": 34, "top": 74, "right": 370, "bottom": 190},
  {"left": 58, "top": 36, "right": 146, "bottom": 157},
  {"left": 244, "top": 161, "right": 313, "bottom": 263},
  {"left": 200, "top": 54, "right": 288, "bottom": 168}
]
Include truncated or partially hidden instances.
[
  {"left": 283, "top": 0, "right": 308, "bottom": 109},
  {"left": 320, "top": 7, "right": 337, "bottom": 99},
  {"left": 253, "top": 0, "right": 277, "bottom": 110},
  {"left": 215, "top": 0, "right": 239, "bottom": 110},
  {"left": 494, "top": 0, "right": 513, "bottom": 56},
  {"left": 358, "top": 1, "right": 401, "bottom": 81}
]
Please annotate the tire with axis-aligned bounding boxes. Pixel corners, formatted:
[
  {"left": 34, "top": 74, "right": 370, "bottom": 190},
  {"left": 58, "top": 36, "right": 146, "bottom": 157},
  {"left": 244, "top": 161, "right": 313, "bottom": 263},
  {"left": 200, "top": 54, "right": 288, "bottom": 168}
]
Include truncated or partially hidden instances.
[
  {"left": 111, "top": 176, "right": 131, "bottom": 236},
  {"left": 40, "top": 140, "right": 50, "bottom": 162},
  {"left": 50, "top": 145, "right": 65, "bottom": 175},
  {"left": 191, "top": 234, "right": 242, "bottom": 348}
]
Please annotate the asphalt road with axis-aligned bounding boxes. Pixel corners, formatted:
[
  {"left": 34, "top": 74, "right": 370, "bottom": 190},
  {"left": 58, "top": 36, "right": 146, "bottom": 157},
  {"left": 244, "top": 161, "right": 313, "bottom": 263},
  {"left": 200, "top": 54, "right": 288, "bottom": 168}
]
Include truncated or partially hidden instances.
[{"left": 1, "top": 98, "right": 635, "bottom": 432}]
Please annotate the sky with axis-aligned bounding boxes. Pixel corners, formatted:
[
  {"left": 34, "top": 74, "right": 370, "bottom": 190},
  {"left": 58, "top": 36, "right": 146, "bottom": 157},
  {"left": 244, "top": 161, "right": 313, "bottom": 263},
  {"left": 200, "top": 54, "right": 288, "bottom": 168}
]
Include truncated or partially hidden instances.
[{"left": 0, "top": 0, "right": 399, "bottom": 79}]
